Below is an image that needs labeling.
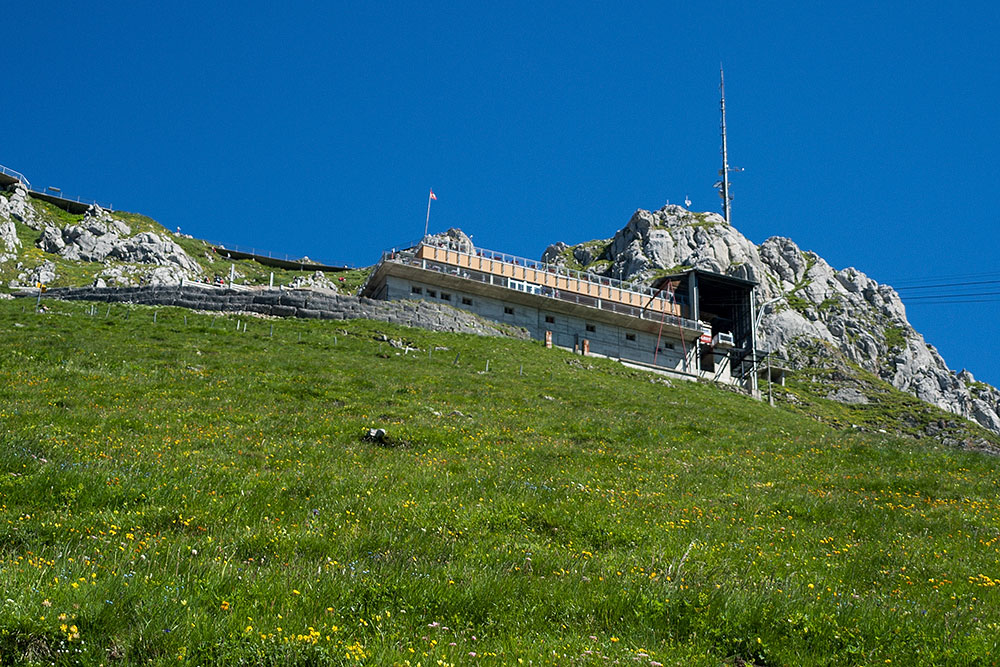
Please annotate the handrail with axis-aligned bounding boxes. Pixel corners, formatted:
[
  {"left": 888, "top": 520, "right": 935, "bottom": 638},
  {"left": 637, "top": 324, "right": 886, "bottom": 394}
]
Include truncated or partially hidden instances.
[
  {"left": 30, "top": 189, "right": 115, "bottom": 211},
  {"left": 0, "top": 164, "right": 30, "bottom": 189},
  {"left": 2, "top": 164, "right": 113, "bottom": 209},
  {"left": 376, "top": 243, "right": 703, "bottom": 331},
  {"left": 410, "top": 240, "right": 674, "bottom": 302},
  {"left": 208, "top": 241, "right": 352, "bottom": 269}
]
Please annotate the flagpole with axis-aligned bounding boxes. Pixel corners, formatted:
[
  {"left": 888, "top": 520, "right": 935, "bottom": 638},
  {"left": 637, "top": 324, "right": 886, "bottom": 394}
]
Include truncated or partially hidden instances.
[{"left": 423, "top": 190, "right": 433, "bottom": 238}]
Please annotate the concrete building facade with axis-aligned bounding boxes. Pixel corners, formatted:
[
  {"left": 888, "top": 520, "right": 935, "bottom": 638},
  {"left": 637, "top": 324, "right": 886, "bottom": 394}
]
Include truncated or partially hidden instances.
[{"left": 361, "top": 240, "right": 757, "bottom": 389}]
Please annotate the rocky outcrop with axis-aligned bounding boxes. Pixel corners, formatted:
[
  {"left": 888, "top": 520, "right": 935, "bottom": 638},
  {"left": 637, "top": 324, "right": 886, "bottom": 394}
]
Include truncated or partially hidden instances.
[
  {"left": 288, "top": 271, "right": 339, "bottom": 291},
  {"left": 14, "top": 260, "right": 58, "bottom": 287},
  {"left": 0, "top": 219, "right": 20, "bottom": 264},
  {"left": 0, "top": 182, "right": 36, "bottom": 227},
  {"left": 32, "top": 285, "right": 530, "bottom": 340},
  {"left": 426, "top": 228, "right": 474, "bottom": 253},
  {"left": 543, "top": 205, "right": 1000, "bottom": 435},
  {"left": 40, "top": 204, "right": 201, "bottom": 274}
]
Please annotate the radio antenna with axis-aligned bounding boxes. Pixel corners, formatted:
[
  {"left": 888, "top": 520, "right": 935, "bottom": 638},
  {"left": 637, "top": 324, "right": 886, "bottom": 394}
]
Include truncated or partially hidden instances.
[{"left": 716, "top": 65, "right": 742, "bottom": 224}]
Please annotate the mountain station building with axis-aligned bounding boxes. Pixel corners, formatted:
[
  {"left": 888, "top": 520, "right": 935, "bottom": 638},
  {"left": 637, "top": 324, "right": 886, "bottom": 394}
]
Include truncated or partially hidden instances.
[{"left": 360, "top": 237, "right": 760, "bottom": 392}]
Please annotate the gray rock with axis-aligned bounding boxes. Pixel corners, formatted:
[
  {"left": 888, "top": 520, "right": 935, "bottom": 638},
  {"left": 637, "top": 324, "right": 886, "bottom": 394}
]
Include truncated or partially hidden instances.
[
  {"left": 543, "top": 204, "right": 1000, "bottom": 436},
  {"left": 427, "top": 228, "right": 474, "bottom": 254},
  {"left": 19, "top": 260, "right": 58, "bottom": 286},
  {"left": 827, "top": 387, "right": 870, "bottom": 405},
  {"left": 0, "top": 219, "right": 21, "bottom": 265},
  {"left": 541, "top": 241, "right": 570, "bottom": 265},
  {"left": 288, "top": 270, "right": 338, "bottom": 291},
  {"left": 0, "top": 182, "right": 36, "bottom": 227}
]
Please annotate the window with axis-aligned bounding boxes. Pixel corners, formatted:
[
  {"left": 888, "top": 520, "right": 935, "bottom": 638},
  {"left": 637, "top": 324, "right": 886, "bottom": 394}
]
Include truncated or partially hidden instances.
[
  {"left": 441, "top": 293, "right": 451, "bottom": 301},
  {"left": 411, "top": 286, "right": 423, "bottom": 295},
  {"left": 625, "top": 333, "right": 636, "bottom": 342},
  {"left": 586, "top": 324, "right": 596, "bottom": 333},
  {"left": 462, "top": 297, "right": 473, "bottom": 306},
  {"left": 504, "top": 306, "right": 514, "bottom": 315},
  {"left": 427, "top": 290, "right": 436, "bottom": 298},
  {"left": 544, "top": 315, "right": 555, "bottom": 324},
  {"left": 660, "top": 342, "right": 675, "bottom": 351}
]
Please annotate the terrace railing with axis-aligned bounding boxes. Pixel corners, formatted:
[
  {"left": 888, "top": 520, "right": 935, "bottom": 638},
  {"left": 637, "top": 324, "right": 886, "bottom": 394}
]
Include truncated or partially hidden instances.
[
  {"left": 210, "top": 241, "right": 350, "bottom": 269},
  {"left": 0, "top": 164, "right": 30, "bottom": 189},
  {"left": 373, "top": 242, "right": 702, "bottom": 332}
]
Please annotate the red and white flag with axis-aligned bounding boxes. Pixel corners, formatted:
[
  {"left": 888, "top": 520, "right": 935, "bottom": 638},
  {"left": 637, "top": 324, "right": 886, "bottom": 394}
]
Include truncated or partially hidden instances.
[{"left": 429, "top": 189, "right": 437, "bottom": 201}]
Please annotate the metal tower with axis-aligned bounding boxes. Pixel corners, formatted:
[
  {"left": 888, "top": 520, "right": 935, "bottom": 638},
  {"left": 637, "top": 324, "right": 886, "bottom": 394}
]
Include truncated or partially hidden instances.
[{"left": 716, "top": 66, "right": 739, "bottom": 225}]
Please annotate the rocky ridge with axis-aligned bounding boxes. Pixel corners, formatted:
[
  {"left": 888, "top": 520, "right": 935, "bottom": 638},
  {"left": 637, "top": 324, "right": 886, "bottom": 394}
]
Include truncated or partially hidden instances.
[
  {"left": 2, "top": 181, "right": 203, "bottom": 288},
  {"left": 542, "top": 205, "right": 1000, "bottom": 436}
]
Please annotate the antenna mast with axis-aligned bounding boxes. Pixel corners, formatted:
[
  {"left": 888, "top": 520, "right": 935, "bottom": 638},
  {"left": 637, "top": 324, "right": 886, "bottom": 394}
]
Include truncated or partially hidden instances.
[
  {"left": 717, "top": 66, "right": 738, "bottom": 225},
  {"left": 719, "top": 66, "right": 732, "bottom": 224}
]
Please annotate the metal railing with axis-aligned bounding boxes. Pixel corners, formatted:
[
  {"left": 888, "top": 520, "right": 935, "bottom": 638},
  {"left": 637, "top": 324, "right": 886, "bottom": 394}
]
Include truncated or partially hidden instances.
[
  {"left": 393, "top": 241, "right": 675, "bottom": 301},
  {"left": 32, "top": 190, "right": 115, "bottom": 211},
  {"left": 376, "top": 243, "right": 702, "bottom": 331},
  {"left": 0, "top": 164, "right": 30, "bottom": 189},
  {"left": 2, "top": 164, "right": 113, "bottom": 210},
  {"left": 208, "top": 241, "right": 351, "bottom": 269}
]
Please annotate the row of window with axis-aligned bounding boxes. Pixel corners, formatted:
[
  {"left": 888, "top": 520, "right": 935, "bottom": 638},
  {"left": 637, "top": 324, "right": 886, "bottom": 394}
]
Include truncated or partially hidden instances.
[
  {"left": 411, "top": 285, "right": 473, "bottom": 306},
  {"left": 411, "top": 283, "right": 675, "bottom": 352}
]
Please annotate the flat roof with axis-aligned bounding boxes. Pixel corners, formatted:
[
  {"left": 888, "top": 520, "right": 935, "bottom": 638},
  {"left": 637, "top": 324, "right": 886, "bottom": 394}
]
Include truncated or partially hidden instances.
[{"left": 653, "top": 267, "right": 758, "bottom": 290}]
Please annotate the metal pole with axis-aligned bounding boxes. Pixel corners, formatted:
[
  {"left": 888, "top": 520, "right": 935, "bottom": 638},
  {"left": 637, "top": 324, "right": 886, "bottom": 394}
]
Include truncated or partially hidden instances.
[
  {"left": 749, "top": 290, "right": 758, "bottom": 396},
  {"left": 423, "top": 190, "right": 433, "bottom": 238},
  {"left": 720, "top": 66, "right": 731, "bottom": 225},
  {"left": 767, "top": 349, "right": 773, "bottom": 406}
]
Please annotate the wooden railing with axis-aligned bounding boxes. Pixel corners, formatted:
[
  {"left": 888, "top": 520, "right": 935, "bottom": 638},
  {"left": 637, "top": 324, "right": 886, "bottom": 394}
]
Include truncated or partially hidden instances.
[{"left": 413, "top": 244, "right": 681, "bottom": 317}]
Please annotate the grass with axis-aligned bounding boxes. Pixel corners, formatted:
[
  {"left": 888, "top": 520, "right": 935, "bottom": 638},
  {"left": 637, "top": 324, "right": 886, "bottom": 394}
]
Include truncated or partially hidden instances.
[
  {"left": 884, "top": 325, "right": 906, "bottom": 351},
  {"left": 0, "top": 297, "right": 999, "bottom": 665},
  {"left": 29, "top": 199, "right": 85, "bottom": 228},
  {"left": 1, "top": 203, "right": 371, "bottom": 293},
  {"left": 773, "top": 343, "right": 1000, "bottom": 449}
]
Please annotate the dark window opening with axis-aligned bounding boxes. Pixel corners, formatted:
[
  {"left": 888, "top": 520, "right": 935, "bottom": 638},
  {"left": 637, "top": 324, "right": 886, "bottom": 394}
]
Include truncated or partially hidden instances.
[
  {"left": 462, "top": 297, "right": 473, "bottom": 306},
  {"left": 441, "top": 293, "right": 451, "bottom": 301},
  {"left": 411, "top": 286, "right": 422, "bottom": 295},
  {"left": 586, "top": 324, "right": 596, "bottom": 333},
  {"left": 544, "top": 315, "right": 555, "bottom": 324},
  {"left": 625, "top": 333, "right": 636, "bottom": 342},
  {"left": 504, "top": 306, "right": 514, "bottom": 315}
]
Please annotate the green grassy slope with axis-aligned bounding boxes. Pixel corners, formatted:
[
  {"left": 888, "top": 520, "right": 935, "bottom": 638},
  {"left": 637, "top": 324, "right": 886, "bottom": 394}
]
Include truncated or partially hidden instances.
[
  {"left": 1, "top": 298, "right": 999, "bottom": 666},
  {"left": 1, "top": 201, "right": 372, "bottom": 293}
]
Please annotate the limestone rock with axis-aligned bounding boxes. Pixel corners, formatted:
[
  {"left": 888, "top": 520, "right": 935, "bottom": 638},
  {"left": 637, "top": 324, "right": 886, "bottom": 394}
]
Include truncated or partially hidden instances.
[
  {"left": 0, "top": 182, "right": 36, "bottom": 227},
  {"left": 0, "top": 219, "right": 20, "bottom": 264},
  {"left": 289, "top": 270, "right": 338, "bottom": 291},
  {"left": 146, "top": 265, "right": 187, "bottom": 286},
  {"left": 16, "top": 260, "right": 58, "bottom": 287},
  {"left": 40, "top": 205, "right": 201, "bottom": 276},
  {"left": 541, "top": 241, "right": 570, "bottom": 265},
  {"left": 427, "top": 228, "right": 474, "bottom": 254},
  {"left": 541, "top": 204, "right": 1000, "bottom": 436},
  {"left": 827, "top": 387, "right": 869, "bottom": 405}
]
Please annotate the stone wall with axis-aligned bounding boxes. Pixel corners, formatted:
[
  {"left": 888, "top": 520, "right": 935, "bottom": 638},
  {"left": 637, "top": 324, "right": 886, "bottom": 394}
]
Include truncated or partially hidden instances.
[{"left": 35, "top": 286, "right": 529, "bottom": 339}]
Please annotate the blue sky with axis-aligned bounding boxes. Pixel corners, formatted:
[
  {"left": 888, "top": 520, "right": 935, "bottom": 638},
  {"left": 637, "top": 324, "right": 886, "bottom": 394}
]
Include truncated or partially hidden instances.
[{"left": 5, "top": 2, "right": 1000, "bottom": 385}]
